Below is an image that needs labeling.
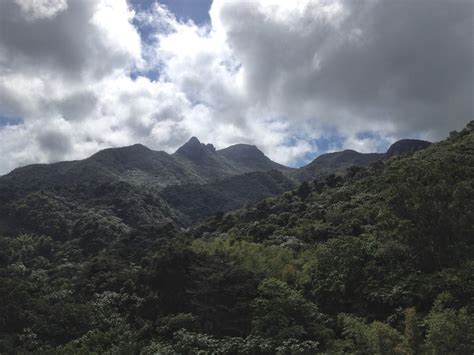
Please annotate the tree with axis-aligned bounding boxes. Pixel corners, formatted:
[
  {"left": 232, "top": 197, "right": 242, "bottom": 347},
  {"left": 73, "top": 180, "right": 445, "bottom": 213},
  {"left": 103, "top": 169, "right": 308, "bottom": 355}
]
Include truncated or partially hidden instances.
[
  {"left": 251, "top": 278, "right": 332, "bottom": 344},
  {"left": 423, "top": 294, "right": 474, "bottom": 354},
  {"left": 296, "top": 181, "right": 311, "bottom": 200}
]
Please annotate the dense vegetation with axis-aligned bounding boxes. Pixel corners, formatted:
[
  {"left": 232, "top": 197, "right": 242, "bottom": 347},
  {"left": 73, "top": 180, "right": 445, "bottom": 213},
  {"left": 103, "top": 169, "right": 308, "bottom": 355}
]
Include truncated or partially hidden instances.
[
  {"left": 0, "top": 140, "right": 297, "bottom": 235},
  {"left": 0, "top": 123, "right": 472, "bottom": 353}
]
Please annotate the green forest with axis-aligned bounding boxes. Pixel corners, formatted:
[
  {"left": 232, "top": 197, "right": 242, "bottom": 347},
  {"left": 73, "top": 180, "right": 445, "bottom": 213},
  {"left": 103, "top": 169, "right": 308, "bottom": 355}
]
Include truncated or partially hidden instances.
[{"left": 0, "top": 122, "right": 473, "bottom": 354}]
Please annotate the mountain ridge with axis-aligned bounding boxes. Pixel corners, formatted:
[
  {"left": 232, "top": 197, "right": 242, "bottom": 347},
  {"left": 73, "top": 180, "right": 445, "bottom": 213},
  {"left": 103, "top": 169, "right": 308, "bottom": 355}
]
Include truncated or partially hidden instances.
[
  {"left": 0, "top": 135, "right": 433, "bottom": 236},
  {"left": 385, "top": 138, "right": 431, "bottom": 159},
  {"left": 0, "top": 122, "right": 471, "bottom": 353},
  {"left": 4, "top": 136, "right": 432, "bottom": 178}
]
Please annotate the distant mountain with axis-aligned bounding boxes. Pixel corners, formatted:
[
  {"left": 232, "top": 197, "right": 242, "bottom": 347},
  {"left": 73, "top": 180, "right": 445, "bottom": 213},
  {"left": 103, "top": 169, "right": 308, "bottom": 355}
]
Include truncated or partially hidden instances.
[
  {"left": 174, "top": 137, "right": 252, "bottom": 181},
  {"left": 4, "top": 138, "right": 292, "bottom": 192},
  {"left": 182, "top": 122, "right": 474, "bottom": 354},
  {"left": 385, "top": 139, "right": 431, "bottom": 159},
  {"left": 0, "top": 122, "right": 472, "bottom": 353},
  {"left": 294, "top": 138, "right": 431, "bottom": 181},
  {"left": 0, "top": 135, "right": 432, "bottom": 238},
  {"left": 0, "top": 138, "right": 296, "bottom": 237},
  {"left": 294, "top": 149, "right": 384, "bottom": 181},
  {"left": 5, "top": 143, "right": 205, "bottom": 192},
  {"left": 217, "top": 144, "right": 294, "bottom": 173}
]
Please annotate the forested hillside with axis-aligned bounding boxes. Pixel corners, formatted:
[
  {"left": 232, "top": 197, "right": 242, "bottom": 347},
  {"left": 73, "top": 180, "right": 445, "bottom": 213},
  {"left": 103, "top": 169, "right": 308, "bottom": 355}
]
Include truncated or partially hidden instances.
[
  {"left": 0, "top": 122, "right": 472, "bottom": 353},
  {"left": 0, "top": 138, "right": 297, "bottom": 237},
  {"left": 0, "top": 135, "right": 430, "bottom": 238},
  {"left": 293, "top": 139, "right": 430, "bottom": 181}
]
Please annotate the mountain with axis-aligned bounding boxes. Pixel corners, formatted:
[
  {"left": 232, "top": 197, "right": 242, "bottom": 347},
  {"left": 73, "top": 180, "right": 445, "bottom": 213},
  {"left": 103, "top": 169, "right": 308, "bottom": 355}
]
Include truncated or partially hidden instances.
[
  {"left": 186, "top": 122, "right": 474, "bottom": 352},
  {"left": 1, "top": 122, "right": 472, "bottom": 353},
  {"left": 385, "top": 138, "right": 431, "bottom": 159},
  {"left": 161, "top": 170, "right": 296, "bottom": 224},
  {"left": 294, "top": 149, "right": 384, "bottom": 181},
  {"left": 0, "top": 138, "right": 296, "bottom": 237},
  {"left": 0, "top": 135, "right": 433, "bottom": 237},
  {"left": 3, "top": 137, "right": 293, "bottom": 194},
  {"left": 4, "top": 144, "right": 204, "bottom": 191},
  {"left": 217, "top": 144, "right": 294, "bottom": 173},
  {"left": 173, "top": 137, "right": 294, "bottom": 181},
  {"left": 294, "top": 138, "right": 431, "bottom": 181},
  {"left": 173, "top": 137, "right": 241, "bottom": 181}
]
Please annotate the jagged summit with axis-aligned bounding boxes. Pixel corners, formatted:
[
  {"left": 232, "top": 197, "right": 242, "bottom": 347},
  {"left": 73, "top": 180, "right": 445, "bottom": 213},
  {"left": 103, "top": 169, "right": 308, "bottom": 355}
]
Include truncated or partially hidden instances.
[
  {"left": 174, "top": 136, "right": 217, "bottom": 161},
  {"left": 188, "top": 136, "right": 200, "bottom": 145}
]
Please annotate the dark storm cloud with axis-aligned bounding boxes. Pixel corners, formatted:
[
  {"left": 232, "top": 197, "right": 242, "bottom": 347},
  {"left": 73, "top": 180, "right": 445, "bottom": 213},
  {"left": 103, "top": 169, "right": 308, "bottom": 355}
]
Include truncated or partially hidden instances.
[
  {"left": 56, "top": 91, "right": 98, "bottom": 121},
  {"left": 37, "top": 129, "right": 72, "bottom": 156},
  {"left": 218, "top": 0, "right": 474, "bottom": 139}
]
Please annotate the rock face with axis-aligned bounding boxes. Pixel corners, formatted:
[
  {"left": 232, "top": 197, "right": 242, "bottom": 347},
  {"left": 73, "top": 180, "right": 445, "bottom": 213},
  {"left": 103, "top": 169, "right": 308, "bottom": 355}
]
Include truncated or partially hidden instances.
[{"left": 385, "top": 139, "right": 431, "bottom": 159}]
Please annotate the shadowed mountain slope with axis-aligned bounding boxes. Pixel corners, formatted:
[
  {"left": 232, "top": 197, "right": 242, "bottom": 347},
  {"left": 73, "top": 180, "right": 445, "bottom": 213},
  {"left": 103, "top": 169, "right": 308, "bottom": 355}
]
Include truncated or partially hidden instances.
[
  {"left": 385, "top": 139, "right": 431, "bottom": 159},
  {"left": 0, "top": 138, "right": 297, "bottom": 237},
  {"left": 0, "top": 122, "right": 471, "bottom": 353},
  {"left": 294, "top": 149, "right": 385, "bottom": 181},
  {"left": 217, "top": 144, "right": 295, "bottom": 173},
  {"left": 294, "top": 138, "right": 431, "bottom": 181},
  {"left": 162, "top": 170, "right": 297, "bottom": 224},
  {"left": 0, "top": 134, "right": 433, "bottom": 237}
]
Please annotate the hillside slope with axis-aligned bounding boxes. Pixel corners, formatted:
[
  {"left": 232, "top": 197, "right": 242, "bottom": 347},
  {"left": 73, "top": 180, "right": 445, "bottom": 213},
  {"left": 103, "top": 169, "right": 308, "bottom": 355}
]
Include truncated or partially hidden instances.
[
  {"left": 294, "top": 149, "right": 384, "bottom": 181},
  {"left": 162, "top": 170, "right": 297, "bottom": 224},
  {"left": 217, "top": 144, "right": 294, "bottom": 173},
  {"left": 385, "top": 138, "right": 431, "bottom": 158},
  {"left": 0, "top": 139, "right": 296, "bottom": 237},
  {"left": 294, "top": 138, "right": 430, "bottom": 181},
  {"left": 187, "top": 122, "right": 473, "bottom": 352},
  {"left": 0, "top": 134, "right": 433, "bottom": 239},
  {"left": 0, "top": 122, "right": 472, "bottom": 353}
]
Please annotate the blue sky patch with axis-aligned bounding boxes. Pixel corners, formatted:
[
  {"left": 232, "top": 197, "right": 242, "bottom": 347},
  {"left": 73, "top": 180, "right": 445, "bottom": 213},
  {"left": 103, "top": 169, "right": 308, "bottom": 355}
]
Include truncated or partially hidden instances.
[
  {"left": 284, "top": 131, "right": 347, "bottom": 168},
  {"left": 0, "top": 115, "right": 23, "bottom": 127},
  {"left": 130, "top": 0, "right": 212, "bottom": 25}
]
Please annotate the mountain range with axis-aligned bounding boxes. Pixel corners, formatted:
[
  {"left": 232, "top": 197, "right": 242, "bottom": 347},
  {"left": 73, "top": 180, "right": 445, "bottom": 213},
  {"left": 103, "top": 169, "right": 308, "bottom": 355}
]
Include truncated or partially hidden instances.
[
  {"left": 1, "top": 122, "right": 472, "bottom": 353},
  {"left": 0, "top": 136, "right": 431, "bottom": 235}
]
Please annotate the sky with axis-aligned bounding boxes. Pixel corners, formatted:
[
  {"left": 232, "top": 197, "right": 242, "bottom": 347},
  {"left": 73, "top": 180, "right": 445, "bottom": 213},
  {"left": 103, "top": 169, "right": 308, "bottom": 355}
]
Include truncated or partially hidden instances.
[{"left": 0, "top": 0, "right": 472, "bottom": 174}]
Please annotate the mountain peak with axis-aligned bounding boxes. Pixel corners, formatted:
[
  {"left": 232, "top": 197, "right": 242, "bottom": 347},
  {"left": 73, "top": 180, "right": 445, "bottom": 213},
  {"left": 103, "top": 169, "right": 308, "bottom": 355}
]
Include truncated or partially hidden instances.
[
  {"left": 218, "top": 144, "right": 292, "bottom": 172},
  {"left": 88, "top": 143, "right": 152, "bottom": 161},
  {"left": 218, "top": 144, "right": 264, "bottom": 160},
  {"left": 174, "top": 136, "right": 216, "bottom": 161},
  {"left": 385, "top": 139, "right": 431, "bottom": 159},
  {"left": 187, "top": 136, "right": 201, "bottom": 145}
]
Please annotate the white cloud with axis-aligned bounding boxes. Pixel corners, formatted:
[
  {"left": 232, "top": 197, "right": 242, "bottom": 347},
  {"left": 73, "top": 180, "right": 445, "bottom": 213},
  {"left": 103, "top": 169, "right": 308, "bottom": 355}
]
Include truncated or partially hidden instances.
[
  {"left": 15, "top": 0, "right": 68, "bottom": 20},
  {"left": 0, "top": 0, "right": 472, "bottom": 174}
]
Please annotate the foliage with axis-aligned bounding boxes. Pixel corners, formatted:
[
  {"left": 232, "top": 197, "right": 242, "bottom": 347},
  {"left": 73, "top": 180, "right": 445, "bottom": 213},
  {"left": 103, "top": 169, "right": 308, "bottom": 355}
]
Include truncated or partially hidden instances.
[{"left": 0, "top": 122, "right": 472, "bottom": 352}]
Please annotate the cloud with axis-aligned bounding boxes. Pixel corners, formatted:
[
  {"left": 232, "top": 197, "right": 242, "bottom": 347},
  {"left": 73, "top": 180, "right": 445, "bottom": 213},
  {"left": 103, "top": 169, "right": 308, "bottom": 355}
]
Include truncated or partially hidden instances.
[
  {"left": 0, "top": 0, "right": 472, "bottom": 174},
  {"left": 0, "top": 0, "right": 141, "bottom": 79},
  {"left": 15, "top": 0, "right": 68, "bottom": 20},
  {"left": 212, "top": 0, "right": 473, "bottom": 138},
  {"left": 37, "top": 127, "right": 73, "bottom": 159}
]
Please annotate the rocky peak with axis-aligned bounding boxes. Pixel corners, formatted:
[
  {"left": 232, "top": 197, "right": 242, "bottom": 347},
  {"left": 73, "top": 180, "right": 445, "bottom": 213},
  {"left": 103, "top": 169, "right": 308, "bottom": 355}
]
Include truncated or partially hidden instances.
[{"left": 174, "top": 137, "right": 217, "bottom": 161}]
